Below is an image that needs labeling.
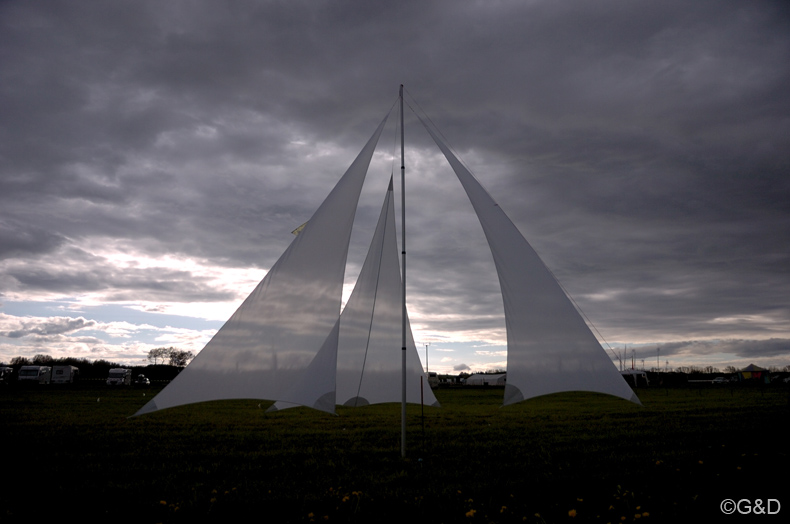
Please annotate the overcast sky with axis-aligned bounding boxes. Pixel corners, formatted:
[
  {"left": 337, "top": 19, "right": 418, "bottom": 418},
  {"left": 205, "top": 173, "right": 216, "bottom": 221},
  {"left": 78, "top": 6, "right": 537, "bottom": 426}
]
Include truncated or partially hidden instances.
[{"left": 1, "top": 0, "right": 788, "bottom": 374}]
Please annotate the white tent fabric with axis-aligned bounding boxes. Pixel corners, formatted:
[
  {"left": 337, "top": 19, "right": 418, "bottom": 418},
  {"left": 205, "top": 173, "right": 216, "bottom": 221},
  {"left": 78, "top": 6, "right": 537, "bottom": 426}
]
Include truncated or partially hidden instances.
[
  {"left": 132, "top": 116, "right": 388, "bottom": 416},
  {"left": 270, "top": 178, "right": 440, "bottom": 411},
  {"left": 422, "top": 121, "right": 640, "bottom": 406},
  {"left": 265, "top": 318, "right": 342, "bottom": 414},
  {"left": 336, "top": 178, "right": 439, "bottom": 407}
]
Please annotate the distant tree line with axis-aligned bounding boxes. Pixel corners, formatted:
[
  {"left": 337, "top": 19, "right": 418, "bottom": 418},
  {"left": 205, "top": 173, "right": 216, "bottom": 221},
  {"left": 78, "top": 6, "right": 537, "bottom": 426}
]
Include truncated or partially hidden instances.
[
  {"left": 4, "top": 347, "right": 195, "bottom": 381},
  {"left": 642, "top": 365, "right": 790, "bottom": 374}
]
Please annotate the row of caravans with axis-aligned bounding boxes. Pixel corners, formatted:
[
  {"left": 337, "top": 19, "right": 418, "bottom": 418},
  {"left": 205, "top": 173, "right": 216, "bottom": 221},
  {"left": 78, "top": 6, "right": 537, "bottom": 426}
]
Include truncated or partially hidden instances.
[
  {"left": 14, "top": 365, "right": 81, "bottom": 384},
  {"left": 3, "top": 366, "right": 135, "bottom": 386}
]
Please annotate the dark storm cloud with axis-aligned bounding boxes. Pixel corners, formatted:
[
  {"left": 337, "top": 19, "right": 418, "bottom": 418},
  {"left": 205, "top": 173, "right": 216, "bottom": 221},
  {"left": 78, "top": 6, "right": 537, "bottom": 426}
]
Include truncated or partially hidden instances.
[
  {"left": 0, "top": 218, "right": 67, "bottom": 259},
  {"left": 625, "top": 338, "right": 790, "bottom": 365},
  {"left": 1, "top": 0, "right": 789, "bottom": 365},
  {"left": 2, "top": 245, "right": 238, "bottom": 304},
  {"left": 5, "top": 264, "right": 236, "bottom": 303}
]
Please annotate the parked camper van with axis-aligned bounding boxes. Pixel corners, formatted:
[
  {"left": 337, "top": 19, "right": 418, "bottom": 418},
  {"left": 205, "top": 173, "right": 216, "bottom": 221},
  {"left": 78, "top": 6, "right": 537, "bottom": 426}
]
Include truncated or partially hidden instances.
[
  {"left": 427, "top": 372, "right": 439, "bottom": 389},
  {"left": 52, "top": 365, "right": 79, "bottom": 384},
  {"left": 0, "top": 366, "right": 15, "bottom": 385},
  {"left": 18, "top": 365, "right": 52, "bottom": 384},
  {"left": 106, "top": 368, "right": 131, "bottom": 386}
]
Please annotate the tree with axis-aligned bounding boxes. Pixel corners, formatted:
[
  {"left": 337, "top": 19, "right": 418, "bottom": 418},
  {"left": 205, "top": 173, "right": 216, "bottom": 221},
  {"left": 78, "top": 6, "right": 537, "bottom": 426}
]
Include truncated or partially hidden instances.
[
  {"left": 168, "top": 349, "right": 194, "bottom": 368},
  {"left": 147, "top": 347, "right": 173, "bottom": 365},
  {"left": 146, "top": 347, "right": 194, "bottom": 367},
  {"left": 32, "top": 354, "right": 54, "bottom": 365}
]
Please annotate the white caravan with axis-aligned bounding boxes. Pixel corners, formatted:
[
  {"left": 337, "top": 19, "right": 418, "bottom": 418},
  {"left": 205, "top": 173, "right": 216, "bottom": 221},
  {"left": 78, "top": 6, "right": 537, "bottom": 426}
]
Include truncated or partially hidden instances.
[
  {"left": 106, "top": 368, "right": 131, "bottom": 386},
  {"left": 52, "top": 365, "right": 79, "bottom": 384},
  {"left": 18, "top": 366, "right": 52, "bottom": 384}
]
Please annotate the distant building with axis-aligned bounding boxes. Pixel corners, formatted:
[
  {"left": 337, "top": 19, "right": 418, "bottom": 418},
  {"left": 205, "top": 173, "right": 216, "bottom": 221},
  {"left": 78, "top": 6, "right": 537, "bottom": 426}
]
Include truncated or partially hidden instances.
[{"left": 464, "top": 373, "right": 506, "bottom": 386}]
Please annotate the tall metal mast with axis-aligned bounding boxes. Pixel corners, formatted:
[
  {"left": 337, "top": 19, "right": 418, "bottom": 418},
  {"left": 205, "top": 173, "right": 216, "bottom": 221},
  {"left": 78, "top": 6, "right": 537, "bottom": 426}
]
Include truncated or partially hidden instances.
[{"left": 400, "top": 84, "right": 407, "bottom": 458}]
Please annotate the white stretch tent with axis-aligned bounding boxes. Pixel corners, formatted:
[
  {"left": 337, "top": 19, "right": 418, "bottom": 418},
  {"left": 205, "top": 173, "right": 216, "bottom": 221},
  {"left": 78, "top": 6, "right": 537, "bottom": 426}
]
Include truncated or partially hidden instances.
[
  {"left": 271, "top": 178, "right": 439, "bottom": 411},
  {"left": 134, "top": 94, "right": 640, "bottom": 419},
  {"left": 335, "top": 178, "right": 438, "bottom": 407},
  {"left": 133, "top": 116, "right": 388, "bottom": 416},
  {"left": 422, "top": 118, "right": 640, "bottom": 406}
]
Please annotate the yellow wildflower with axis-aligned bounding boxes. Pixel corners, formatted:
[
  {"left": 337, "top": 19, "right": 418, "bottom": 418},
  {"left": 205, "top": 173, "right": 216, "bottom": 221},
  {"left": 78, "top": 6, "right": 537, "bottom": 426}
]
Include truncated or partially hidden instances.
[
  {"left": 465, "top": 509, "right": 477, "bottom": 518},
  {"left": 569, "top": 509, "right": 577, "bottom": 517}
]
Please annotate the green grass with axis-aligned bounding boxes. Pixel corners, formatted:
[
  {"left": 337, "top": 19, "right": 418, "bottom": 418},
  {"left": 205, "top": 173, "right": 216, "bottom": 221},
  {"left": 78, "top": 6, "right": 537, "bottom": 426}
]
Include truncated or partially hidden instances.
[{"left": 2, "top": 384, "right": 787, "bottom": 523}]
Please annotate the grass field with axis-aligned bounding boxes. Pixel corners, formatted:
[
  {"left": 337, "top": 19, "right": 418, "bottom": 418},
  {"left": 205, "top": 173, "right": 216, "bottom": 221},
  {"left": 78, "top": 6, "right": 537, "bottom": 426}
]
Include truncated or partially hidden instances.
[{"left": 2, "top": 383, "right": 787, "bottom": 523}]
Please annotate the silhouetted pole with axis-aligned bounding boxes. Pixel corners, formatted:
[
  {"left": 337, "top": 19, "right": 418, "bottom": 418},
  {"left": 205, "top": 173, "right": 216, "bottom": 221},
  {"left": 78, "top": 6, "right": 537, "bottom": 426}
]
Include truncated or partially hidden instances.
[{"left": 400, "top": 84, "right": 407, "bottom": 458}]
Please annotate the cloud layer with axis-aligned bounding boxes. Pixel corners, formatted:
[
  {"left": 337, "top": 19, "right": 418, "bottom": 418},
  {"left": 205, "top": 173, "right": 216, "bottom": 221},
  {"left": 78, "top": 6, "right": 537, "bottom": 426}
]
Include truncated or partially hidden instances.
[{"left": 1, "top": 1, "right": 788, "bottom": 370}]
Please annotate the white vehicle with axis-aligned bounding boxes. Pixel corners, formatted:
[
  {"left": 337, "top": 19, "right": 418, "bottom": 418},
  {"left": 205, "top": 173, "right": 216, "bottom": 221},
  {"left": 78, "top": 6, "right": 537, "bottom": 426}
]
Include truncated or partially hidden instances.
[
  {"left": 427, "top": 372, "right": 439, "bottom": 389},
  {"left": 52, "top": 365, "right": 79, "bottom": 384},
  {"left": 18, "top": 365, "right": 52, "bottom": 384},
  {"left": 1, "top": 366, "right": 15, "bottom": 384},
  {"left": 106, "top": 368, "right": 131, "bottom": 386}
]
